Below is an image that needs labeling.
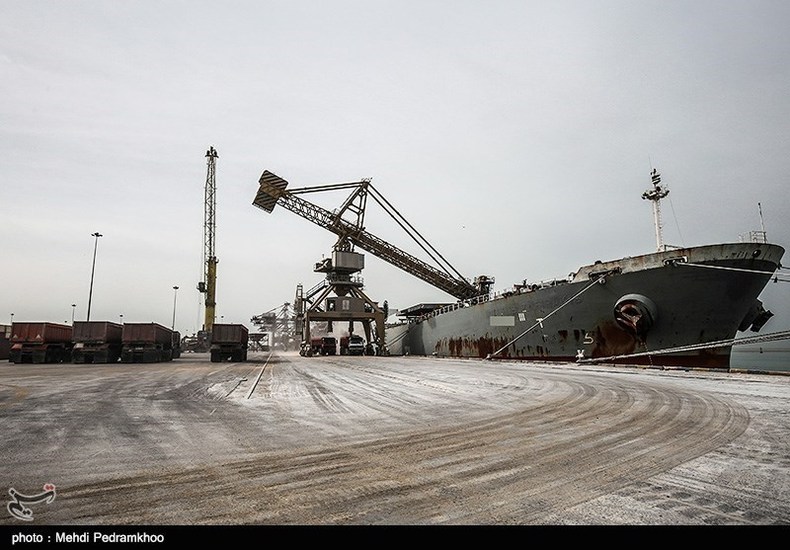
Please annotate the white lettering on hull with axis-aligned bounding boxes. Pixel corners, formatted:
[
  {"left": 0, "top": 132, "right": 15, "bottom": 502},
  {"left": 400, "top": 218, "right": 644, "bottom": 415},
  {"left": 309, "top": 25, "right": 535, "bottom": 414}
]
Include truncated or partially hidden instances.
[{"left": 490, "top": 316, "right": 515, "bottom": 327}]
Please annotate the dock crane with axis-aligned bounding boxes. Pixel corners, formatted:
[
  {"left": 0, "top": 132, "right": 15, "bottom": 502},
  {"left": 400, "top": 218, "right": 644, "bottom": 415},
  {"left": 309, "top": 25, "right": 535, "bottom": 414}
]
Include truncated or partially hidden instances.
[
  {"left": 252, "top": 170, "right": 494, "bottom": 356},
  {"left": 198, "top": 146, "right": 219, "bottom": 334}
]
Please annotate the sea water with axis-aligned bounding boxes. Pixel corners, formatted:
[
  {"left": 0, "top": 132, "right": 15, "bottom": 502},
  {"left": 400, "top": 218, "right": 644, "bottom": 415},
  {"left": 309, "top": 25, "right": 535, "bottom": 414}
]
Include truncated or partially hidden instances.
[{"left": 730, "top": 341, "right": 790, "bottom": 372}]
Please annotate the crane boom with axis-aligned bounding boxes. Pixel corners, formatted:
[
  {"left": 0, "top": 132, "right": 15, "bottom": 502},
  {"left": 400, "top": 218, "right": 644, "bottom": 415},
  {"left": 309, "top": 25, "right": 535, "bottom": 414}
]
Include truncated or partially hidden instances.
[{"left": 252, "top": 170, "right": 480, "bottom": 300}]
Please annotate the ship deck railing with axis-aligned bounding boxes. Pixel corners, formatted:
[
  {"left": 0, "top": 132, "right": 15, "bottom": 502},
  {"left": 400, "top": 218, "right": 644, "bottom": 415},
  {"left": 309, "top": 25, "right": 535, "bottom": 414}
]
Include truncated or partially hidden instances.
[{"left": 408, "top": 277, "right": 572, "bottom": 323}]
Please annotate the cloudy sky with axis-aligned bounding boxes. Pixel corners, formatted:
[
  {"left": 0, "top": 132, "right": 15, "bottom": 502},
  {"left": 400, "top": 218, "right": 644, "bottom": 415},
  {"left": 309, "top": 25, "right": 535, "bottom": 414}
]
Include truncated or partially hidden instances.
[{"left": 2, "top": 0, "right": 789, "bottom": 337}]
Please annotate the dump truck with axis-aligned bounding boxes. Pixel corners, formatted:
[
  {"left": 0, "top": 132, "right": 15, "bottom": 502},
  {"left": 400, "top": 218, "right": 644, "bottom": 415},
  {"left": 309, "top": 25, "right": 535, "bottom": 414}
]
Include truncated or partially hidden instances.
[
  {"left": 340, "top": 334, "right": 365, "bottom": 355},
  {"left": 209, "top": 323, "right": 249, "bottom": 362},
  {"left": 305, "top": 337, "right": 323, "bottom": 356},
  {"left": 302, "top": 336, "right": 337, "bottom": 356},
  {"left": 347, "top": 334, "right": 365, "bottom": 356},
  {"left": 339, "top": 335, "right": 350, "bottom": 355},
  {"left": 9, "top": 322, "right": 73, "bottom": 364},
  {"left": 121, "top": 322, "right": 176, "bottom": 363},
  {"left": 321, "top": 336, "right": 337, "bottom": 356},
  {"left": 71, "top": 321, "right": 123, "bottom": 363}
]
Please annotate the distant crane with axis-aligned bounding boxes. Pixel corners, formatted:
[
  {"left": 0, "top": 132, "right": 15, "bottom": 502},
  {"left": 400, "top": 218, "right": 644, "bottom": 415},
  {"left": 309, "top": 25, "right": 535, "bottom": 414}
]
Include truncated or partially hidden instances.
[
  {"left": 198, "top": 146, "right": 219, "bottom": 333},
  {"left": 250, "top": 302, "right": 297, "bottom": 350}
]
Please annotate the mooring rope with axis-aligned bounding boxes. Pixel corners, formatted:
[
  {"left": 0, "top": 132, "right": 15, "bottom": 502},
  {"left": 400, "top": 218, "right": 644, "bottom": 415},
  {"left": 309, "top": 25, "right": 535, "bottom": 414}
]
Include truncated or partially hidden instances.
[
  {"left": 578, "top": 330, "right": 790, "bottom": 364},
  {"left": 680, "top": 262, "right": 790, "bottom": 282},
  {"left": 486, "top": 276, "right": 606, "bottom": 360},
  {"left": 384, "top": 325, "right": 410, "bottom": 346}
]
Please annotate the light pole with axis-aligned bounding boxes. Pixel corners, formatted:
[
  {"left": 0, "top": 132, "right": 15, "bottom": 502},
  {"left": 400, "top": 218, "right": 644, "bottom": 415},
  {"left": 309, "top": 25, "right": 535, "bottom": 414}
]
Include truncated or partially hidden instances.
[
  {"left": 71, "top": 304, "right": 76, "bottom": 324},
  {"left": 87, "top": 232, "right": 103, "bottom": 321},
  {"left": 10, "top": 313, "right": 13, "bottom": 325},
  {"left": 119, "top": 314, "right": 123, "bottom": 324},
  {"left": 172, "top": 286, "right": 179, "bottom": 330}
]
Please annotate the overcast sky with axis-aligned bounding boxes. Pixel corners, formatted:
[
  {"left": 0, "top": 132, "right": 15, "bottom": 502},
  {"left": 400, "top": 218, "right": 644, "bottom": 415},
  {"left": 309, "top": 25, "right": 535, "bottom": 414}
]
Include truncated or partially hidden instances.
[{"left": 2, "top": 0, "right": 789, "bottom": 337}]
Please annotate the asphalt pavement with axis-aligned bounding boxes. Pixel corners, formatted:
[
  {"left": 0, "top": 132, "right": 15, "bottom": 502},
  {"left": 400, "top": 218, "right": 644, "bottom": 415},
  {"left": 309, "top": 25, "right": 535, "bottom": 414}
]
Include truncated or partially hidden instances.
[{"left": 1, "top": 352, "right": 788, "bottom": 527}]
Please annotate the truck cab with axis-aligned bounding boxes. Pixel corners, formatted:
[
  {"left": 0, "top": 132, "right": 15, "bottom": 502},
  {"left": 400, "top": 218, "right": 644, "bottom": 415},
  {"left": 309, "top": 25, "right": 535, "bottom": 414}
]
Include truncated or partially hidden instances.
[{"left": 347, "top": 335, "right": 365, "bottom": 356}]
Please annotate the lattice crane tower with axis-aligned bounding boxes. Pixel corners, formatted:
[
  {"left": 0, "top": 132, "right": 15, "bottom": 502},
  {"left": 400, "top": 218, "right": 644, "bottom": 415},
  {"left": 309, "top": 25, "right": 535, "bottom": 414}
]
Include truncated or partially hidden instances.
[{"left": 198, "top": 146, "right": 219, "bottom": 332}]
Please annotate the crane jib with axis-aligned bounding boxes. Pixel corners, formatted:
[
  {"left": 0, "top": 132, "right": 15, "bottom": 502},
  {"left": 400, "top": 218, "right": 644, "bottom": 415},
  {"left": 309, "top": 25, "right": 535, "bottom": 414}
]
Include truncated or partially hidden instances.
[{"left": 252, "top": 170, "right": 480, "bottom": 301}]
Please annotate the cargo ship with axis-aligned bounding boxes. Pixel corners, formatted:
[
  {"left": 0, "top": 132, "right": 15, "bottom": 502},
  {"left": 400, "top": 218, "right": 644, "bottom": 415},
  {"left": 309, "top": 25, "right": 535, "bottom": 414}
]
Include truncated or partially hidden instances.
[
  {"left": 389, "top": 240, "right": 782, "bottom": 368},
  {"left": 387, "top": 171, "right": 785, "bottom": 368},
  {"left": 252, "top": 167, "right": 784, "bottom": 368}
]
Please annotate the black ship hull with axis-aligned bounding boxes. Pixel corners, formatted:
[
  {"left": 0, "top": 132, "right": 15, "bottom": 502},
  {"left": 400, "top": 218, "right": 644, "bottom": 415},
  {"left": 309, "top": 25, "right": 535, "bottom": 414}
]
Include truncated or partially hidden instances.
[{"left": 394, "top": 243, "right": 784, "bottom": 368}]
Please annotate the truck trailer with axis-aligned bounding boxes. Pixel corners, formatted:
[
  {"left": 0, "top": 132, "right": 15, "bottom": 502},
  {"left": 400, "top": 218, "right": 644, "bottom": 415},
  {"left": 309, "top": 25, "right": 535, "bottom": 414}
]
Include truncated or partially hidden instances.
[
  {"left": 9, "top": 322, "right": 73, "bottom": 364},
  {"left": 121, "top": 323, "right": 176, "bottom": 363},
  {"left": 209, "top": 323, "right": 249, "bottom": 362},
  {"left": 171, "top": 331, "right": 182, "bottom": 359},
  {"left": 321, "top": 336, "right": 337, "bottom": 355},
  {"left": 71, "top": 321, "right": 123, "bottom": 363},
  {"left": 0, "top": 324, "right": 10, "bottom": 360}
]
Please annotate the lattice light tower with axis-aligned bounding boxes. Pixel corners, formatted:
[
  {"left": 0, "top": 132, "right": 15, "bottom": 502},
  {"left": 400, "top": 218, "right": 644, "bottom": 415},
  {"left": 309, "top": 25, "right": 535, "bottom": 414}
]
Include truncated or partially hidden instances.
[{"left": 198, "top": 146, "right": 219, "bottom": 333}]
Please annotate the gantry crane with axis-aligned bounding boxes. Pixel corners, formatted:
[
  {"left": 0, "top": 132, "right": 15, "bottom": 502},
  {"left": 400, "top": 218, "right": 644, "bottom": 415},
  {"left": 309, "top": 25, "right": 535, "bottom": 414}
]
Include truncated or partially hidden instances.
[{"left": 197, "top": 146, "right": 219, "bottom": 333}]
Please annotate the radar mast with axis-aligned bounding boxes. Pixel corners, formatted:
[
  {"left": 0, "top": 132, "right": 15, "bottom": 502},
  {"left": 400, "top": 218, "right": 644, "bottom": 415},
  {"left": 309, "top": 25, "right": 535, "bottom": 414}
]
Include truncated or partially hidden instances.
[{"left": 642, "top": 168, "right": 670, "bottom": 252}]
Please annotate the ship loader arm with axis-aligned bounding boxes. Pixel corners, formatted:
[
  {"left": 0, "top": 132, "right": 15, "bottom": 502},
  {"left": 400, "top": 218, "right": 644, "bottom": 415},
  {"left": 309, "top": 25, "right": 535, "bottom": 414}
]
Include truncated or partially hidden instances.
[{"left": 252, "top": 170, "right": 480, "bottom": 301}]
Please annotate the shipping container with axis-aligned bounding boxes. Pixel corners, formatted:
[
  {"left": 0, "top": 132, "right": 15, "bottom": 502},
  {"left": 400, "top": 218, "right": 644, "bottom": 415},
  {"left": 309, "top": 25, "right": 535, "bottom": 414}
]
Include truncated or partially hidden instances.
[
  {"left": 9, "top": 322, "right": 73, "bottom": 364},
  {"left": 71, "top": 321, "right": 123, "bottom": 364},
  {"left": 209, "top": 324, "right": 249, "bottom": 362},
  {"left": 121, "top": 323, "right": 176, "bottom": 363}
]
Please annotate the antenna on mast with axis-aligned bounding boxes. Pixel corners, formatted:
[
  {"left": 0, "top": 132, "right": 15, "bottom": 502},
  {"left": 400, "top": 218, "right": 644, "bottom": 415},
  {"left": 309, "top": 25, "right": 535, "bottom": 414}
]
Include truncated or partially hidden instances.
[
  {"left": 758, "top": 202, "right": 767, "bottom": 241},
  {"left": 642, "top": 168, "right": 670, "bottom": 252}
]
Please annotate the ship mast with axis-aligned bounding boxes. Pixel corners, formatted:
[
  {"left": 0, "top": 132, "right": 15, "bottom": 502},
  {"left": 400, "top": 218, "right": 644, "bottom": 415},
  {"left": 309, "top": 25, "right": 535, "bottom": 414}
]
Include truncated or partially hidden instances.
[
  {"left": 758, "top": 202, "right": 767, "bottom": 242},
  {"left": 642, "top": 168, "right": 670, "bottom": 252}
]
